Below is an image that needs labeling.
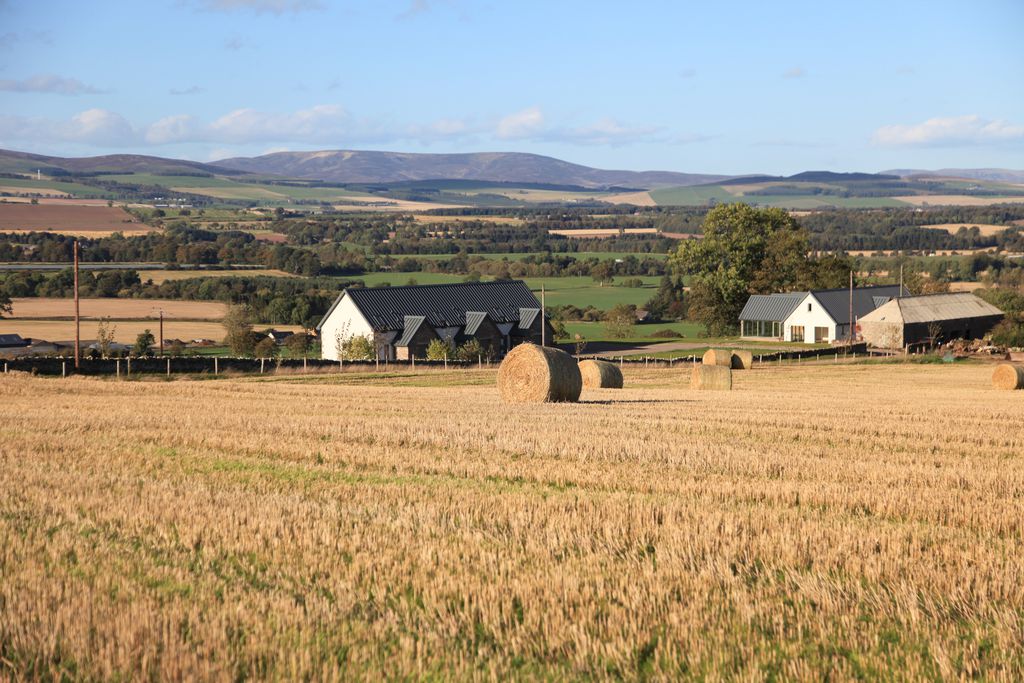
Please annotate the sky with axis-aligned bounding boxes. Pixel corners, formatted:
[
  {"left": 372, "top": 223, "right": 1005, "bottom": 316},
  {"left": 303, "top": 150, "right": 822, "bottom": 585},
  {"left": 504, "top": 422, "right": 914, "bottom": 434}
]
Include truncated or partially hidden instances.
[{"left": 0, "top": 0, "right": 1021, "bottom": 175}]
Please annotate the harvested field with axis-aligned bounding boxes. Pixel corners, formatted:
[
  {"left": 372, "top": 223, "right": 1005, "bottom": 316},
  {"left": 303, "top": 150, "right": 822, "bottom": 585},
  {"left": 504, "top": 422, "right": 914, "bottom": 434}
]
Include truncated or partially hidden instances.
[
  {"left": 3, "top": 362, "right": 1024, "bottom": 679},
  {"left": 0, "top": 319, "right": 236, "bottom": 344},
  {"left": 895, "top": 195, "right": 1024, "bottom": 207},
  {"left": 599, "top": 190, "right": 656, "bottom": 206},
  {"left": 0, "top": 203, "right": 151, "bottom": 234},
  {"left": 8, "top": 297, "right": 228, "bottom": 320},
  {"left": 921, "top": 222, "right": 1012, "bottom": 237}
]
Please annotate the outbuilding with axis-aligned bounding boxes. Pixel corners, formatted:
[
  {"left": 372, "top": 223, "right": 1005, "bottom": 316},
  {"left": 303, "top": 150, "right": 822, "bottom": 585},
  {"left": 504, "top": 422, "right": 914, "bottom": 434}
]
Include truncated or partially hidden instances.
[{"left": 859, "top": 292, "right": 1004, "bottom": 349}]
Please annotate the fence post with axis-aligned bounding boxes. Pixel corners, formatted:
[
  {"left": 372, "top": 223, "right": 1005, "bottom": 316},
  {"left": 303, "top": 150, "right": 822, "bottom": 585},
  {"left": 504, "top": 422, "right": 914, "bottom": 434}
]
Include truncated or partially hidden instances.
[
  {"left": 3, "top": 361, "right": 7, "bottom": 374},
  {"left": 127, "top": 357, "right": 131, "bottom": 377},
  {"left": 304, "top": 357, "right": 308, "bottom": 373},
  {"left": 167, "top": 358, "right": 171, "bottom": 376},
  {"left": 261, "top": 358, "right": 265, "bottom": 374},
  {"left": 116, "top": 359, "right": 121, "bottom": 378},
  {"left": 62, "top": 361, "right": 66, "bottom": 378},
  {"left": 214, "top": 357, "right": 218, "bottom": 375}
]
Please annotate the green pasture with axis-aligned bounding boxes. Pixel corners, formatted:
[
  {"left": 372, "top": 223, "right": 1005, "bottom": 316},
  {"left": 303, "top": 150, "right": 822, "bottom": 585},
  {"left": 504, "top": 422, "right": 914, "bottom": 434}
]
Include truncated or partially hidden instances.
[{"left": 0, "top": 177, "right": 110, "bottom": 197}]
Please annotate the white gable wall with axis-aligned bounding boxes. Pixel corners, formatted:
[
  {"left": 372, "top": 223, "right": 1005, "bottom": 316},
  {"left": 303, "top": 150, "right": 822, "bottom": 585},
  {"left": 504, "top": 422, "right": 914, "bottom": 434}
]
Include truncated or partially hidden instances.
[
  {"left": 782, "top": 293, "right": 838, "bottom": 343},
  {"left": 319, "top": 294, "right": 375, "bottom": 360}
]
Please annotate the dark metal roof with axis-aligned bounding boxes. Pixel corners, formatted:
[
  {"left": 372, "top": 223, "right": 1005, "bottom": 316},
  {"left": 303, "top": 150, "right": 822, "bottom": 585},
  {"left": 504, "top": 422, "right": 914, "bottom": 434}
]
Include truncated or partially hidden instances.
[
  {"left": 318, "top": 280, "right": 542, "bottom": 332},
  {"left": 0, "top": 334, "right": 28, "bottom": 348},
  {"left": 738, "top": 293, "right": 804, "bottom": 322},
  {"left": 812, "top": 285, "right": 908, "bottom": 325},
  {"left": 464, "top": 311, "right": 488, "bottom": 336},
  {"left": 395, "top": 315, "right": 427, "bottom": 347}
]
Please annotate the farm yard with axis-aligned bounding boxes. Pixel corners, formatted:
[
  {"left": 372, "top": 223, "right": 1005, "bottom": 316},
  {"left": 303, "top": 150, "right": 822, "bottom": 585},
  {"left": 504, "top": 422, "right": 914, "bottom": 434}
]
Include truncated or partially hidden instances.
[{"left": 1, "top": 361, "right": 1022, "bottom": 679}]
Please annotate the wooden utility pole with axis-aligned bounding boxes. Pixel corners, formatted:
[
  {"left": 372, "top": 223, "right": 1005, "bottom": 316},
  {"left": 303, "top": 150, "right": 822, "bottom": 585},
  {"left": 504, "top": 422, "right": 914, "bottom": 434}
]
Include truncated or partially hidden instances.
[
  {"left": 848, "top": 270, "right": 854, "bottom": 344},
  {"left": 540, "top": 285, "right": 546, "bottom": 347},
  {"left": 159, "top": 310, "right": 164, "bottom": 356},
  {"left": 73, "top": 240, "right": 80, "bottom": 369}
]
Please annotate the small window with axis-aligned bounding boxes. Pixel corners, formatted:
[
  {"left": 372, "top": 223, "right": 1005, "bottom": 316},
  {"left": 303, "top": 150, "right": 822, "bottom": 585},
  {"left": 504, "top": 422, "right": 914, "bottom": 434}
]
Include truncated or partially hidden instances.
[{"left": 807, "top": 303, "right": 812, "bottom": 312}]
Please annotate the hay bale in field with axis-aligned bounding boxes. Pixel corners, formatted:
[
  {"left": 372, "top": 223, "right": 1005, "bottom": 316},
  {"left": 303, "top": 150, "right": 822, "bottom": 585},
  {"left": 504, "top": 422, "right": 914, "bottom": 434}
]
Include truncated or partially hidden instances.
[
  {"left": 731, "top": 350, "right": 753, "bottom": 370},
  {"left": 497, "top": 344, "right": 582, "bottom": 403},
  {"left": 578, "top": 359, "right": 624, "bottom": 389},
  {"left": 992, "top": 363, "right": 1024, "bottom": 390},
  {"left": 702, "top": 349, "right": 732, "bottom": 367},
  {"left": 691, "top": 364, "right": 732, "bottom": 391}
]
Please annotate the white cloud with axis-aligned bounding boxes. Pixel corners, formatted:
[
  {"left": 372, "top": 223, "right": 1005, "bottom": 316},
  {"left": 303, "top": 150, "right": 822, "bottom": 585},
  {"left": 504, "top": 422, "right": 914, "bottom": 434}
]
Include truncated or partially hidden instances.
[
  {"left": 146, "top": 114, "right": 200, "bottom": 144},
  {"left": 194, "top": 0, "right": 323, "bottom": 14},
  {"left": 872, "top": 115, "right": 1024, "bottom": 146},
  {"left": 496, "top": 107, "right": 545, "bottom": 140},
  {"left": 0, "top": 73, "right": 105, "bottom": 95},
  {"left": 0, "top": 104, "right": 669, "bottom": 151}
]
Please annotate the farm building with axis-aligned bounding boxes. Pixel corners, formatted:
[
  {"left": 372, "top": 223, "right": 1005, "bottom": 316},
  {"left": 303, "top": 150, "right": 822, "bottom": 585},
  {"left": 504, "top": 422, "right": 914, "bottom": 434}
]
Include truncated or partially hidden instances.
[
  {"left": 859, "top": 292, "right": 1003, "bottom": 349},
  {"left": 317, "top": 280, "right": 554, "bottom": 361},
  {"left": 740, "top": 285, "right": 908, "bottom": 344}
]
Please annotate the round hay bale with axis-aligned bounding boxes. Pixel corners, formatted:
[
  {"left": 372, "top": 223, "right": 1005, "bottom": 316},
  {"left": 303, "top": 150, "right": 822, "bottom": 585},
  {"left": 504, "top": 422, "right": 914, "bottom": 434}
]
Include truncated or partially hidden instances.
[
  {"left": 731, "top": 350, "right": 754, "bottom": 370},
  {"left": 691, "top": 364, "right": 732, "bottom": 391},
  {"left": 702, "top": 348, "right": 732, "bottom": 367},
  {"left": 992, "top": 363, "right": 1024, "bottom": 391},
  {"left": 578, "top": 359, "right": 624, "bottom": 389},
  {"left": 497, "top": 344, "right": 582, "bottom": 403}
]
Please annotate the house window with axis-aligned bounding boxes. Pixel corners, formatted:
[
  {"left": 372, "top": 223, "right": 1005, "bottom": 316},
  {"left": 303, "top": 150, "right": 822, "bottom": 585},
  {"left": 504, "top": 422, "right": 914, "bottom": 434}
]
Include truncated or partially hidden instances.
[
  {"left": 807, "top": 303, "right": 812, "bottom": 312},
  {"left": 791, "top": 325, "right": 805, "bottom": 342},
  {"left": 814, "top": 326, "right": 828, "bottom": 343}
]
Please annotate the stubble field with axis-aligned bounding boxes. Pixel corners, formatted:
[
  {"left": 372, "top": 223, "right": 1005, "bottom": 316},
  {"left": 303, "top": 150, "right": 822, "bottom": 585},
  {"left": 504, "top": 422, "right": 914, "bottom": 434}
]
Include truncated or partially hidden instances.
[{"left": 1, "top": 362, "right": 1023, "bottom": 680}]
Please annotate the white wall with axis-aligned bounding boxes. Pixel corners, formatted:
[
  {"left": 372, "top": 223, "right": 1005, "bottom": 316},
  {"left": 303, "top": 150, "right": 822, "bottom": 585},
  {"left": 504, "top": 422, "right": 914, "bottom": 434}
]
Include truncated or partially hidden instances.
[
  {"left": 782, "top": 294, "right": 838, "bottom": 343},
  {"left": 319, "top": 294, "right": 375, "bottom": 360}
]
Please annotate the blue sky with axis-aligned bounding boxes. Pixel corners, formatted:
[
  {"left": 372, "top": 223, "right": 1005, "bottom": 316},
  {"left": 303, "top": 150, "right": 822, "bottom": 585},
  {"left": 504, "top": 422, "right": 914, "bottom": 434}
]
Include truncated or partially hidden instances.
[{"left": 0, "top": 0, "right": 1021, "bottom": 174}]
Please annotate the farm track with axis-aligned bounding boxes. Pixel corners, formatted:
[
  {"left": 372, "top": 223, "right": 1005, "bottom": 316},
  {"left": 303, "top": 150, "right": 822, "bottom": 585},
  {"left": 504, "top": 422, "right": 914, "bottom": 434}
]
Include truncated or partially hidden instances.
[{"left": 1, "top": 363, "right": 1023, "bottom": 679}]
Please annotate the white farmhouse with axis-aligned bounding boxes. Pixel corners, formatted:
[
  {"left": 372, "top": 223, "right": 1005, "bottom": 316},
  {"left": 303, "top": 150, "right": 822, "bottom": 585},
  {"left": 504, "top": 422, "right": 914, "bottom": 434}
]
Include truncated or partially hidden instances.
[{"left": 739, "top": 285, "right": 908, "bottom": 344}]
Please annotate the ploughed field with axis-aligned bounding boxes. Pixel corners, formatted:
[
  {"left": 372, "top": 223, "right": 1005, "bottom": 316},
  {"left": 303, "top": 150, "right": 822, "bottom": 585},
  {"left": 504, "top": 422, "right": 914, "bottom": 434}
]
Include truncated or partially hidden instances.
[{"left": 1, "top": 363, "right": 1023, "bottom": 679}]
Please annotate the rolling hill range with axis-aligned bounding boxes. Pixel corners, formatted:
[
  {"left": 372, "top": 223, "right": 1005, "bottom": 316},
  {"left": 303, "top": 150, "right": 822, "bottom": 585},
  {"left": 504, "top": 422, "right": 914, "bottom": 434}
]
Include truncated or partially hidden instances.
[
  {"left": 212, "top": 150, "right": 728, "bottom": 188},
  {"left": 2, "top": 147, "right": 1023, "bottom": 209}
]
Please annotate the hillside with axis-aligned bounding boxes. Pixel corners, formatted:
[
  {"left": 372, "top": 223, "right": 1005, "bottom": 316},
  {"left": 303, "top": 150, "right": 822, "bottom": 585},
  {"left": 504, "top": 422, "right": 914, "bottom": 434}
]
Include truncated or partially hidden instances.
[
  {"left": 0, "top": 149, "right": 246, "bottom": 177},
  {"left": 883, "top": 168, "right": 1024, "bottom": 183},
  {"left": 212, "top": 150, "right": 727, "bottom": 189}
]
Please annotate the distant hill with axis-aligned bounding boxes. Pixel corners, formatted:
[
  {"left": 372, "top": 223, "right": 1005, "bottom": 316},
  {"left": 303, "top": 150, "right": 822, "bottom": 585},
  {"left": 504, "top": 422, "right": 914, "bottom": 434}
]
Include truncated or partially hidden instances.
[
  {"left": 0, "top": 149, "right": 246, "bottom": 177},
  {"left": 212, "top": 150, "right": 728, "bottom": 189},
  {"left": 884, "top": 168, "right": 1024, "bottom": 183}
]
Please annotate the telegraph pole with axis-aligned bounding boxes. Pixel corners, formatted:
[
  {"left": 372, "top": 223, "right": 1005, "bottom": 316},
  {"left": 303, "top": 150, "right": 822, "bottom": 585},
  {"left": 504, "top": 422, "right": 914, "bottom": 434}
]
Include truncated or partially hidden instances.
[
  {"left": 73, "top": 240, "right": 80, "bottom": 369},
  {"left": 848, "top": 270, "right": 854, "bottom": 344},
  {"left": 159, "top": 309, "right": 164, "bottom": 356},
  {"left": 540, "top": 284, "right": 546, "bottom": 347}
]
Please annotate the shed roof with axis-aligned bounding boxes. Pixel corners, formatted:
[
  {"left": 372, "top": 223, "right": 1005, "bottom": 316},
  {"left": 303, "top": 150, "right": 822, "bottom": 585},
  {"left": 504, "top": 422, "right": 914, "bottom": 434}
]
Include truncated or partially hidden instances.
[
  {"left": 739, "top": 293, "right": 804, "bottom": 322},
  {"left": 0, "top": 334, "right": 28, "bottom": 348},
  {"left": 318, "top": 280, "right": 542, "bottom": 332},
  {"left": 860, "top": 292, "right": 1004, "bottom": 325}
]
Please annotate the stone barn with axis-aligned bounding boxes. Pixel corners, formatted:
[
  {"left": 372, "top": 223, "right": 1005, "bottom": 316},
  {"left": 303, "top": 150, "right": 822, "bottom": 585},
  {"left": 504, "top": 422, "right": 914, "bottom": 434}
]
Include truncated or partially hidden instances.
[{"left": 859, "top": 292, "right": 1004, "bottom": 349}]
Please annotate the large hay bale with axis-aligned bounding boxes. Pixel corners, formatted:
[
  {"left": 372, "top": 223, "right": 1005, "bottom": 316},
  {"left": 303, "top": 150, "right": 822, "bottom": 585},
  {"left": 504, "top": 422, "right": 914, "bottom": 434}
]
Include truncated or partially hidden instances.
[
  {"left": 992, "top": 363, "right": 1024, "bottom": 390},
  {"left": 497, "top": 344, "right": 582, "bottom": 403},
  {"left": 691, "top": 364, "right": 732, "bottom": 391},
  {"left": 702, "top": 349, "right": 732, "bottom": 367},
  {"left": 731, "top": 350, "right": 754, "bottom": 370},
  {"left": 578, "top": 359, "right": 624, "bottom": 389}
]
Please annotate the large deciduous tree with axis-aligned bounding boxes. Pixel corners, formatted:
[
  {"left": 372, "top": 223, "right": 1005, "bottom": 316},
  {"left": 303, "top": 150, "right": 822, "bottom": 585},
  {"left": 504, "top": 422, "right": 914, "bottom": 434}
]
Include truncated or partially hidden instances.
[
  {"left": 0, "top": 293, "right": 11, "bottom": 319},
  {"left": 672, "top": 203, "right": 851, "bottom": 335}
]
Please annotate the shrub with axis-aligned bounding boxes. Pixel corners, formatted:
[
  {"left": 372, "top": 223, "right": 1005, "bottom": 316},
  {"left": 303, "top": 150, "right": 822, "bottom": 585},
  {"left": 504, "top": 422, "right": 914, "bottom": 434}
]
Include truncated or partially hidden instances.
[
  {"left": 648, "top": 328, "right": 684, "bottom": 339},
  {"left": 426, "top": 338, "right": 452, "bottom": 361}
]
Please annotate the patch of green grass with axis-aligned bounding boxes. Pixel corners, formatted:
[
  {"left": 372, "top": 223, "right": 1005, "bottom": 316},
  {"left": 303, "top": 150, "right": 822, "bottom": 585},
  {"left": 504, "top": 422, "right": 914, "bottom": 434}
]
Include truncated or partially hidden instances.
[
  {"left": 0, "top": 177, "right": 110, "bottom": 197},
  {"left": 561, "top": 320, "right": 705, "bottom": 343},
  {"left": 650, "top": 185, "right": 735, "bottom": 206}
]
